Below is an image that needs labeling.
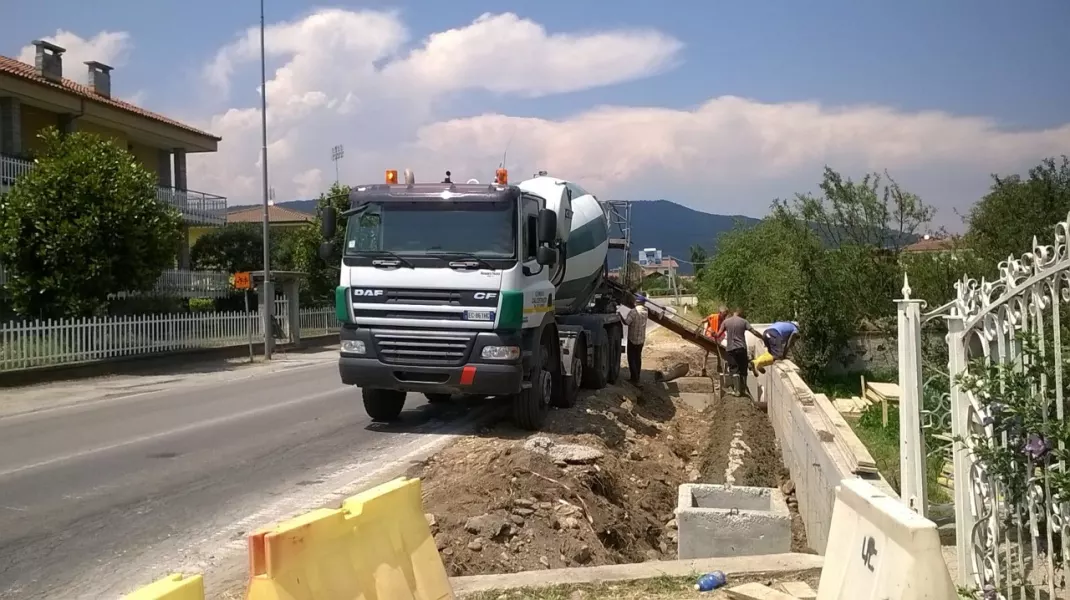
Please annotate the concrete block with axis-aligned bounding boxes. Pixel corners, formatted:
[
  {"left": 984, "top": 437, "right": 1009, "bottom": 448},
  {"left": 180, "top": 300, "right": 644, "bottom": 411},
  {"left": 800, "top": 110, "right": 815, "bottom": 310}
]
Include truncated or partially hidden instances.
[
  {"left": 726, "top": 582, "right": 796, "bottom": 600},
  {"left": 779, "top": 580, "right": 817, "bottom": 599},
  {"left": 677, "top": 392, "right": 711, "bottom": 411},
  {"left": 676, "top": 484, "right": 792, "bottom": 559},
  {"left": 664, "top": 377, "right": 713, "bottom": 394}
]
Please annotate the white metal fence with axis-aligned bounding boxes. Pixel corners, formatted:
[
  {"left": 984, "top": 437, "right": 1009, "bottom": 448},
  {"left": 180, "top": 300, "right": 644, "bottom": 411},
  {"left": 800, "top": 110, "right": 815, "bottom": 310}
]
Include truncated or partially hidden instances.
[
  {"left": 898, "top": 219, "right": 1070, "bottom": 598},
  {"left": 0, "top": 304, "right": 338, "bottom": 372},
  {"left": 1, "top": 267, "right": 234, "bottom": 299}
]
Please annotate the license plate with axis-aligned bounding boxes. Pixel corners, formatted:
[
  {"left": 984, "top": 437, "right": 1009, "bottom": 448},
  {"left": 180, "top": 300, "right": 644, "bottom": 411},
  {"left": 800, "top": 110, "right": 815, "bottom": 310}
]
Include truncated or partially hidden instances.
[{"left": 465, "top": 310, "right": 495, "bottom": 322}]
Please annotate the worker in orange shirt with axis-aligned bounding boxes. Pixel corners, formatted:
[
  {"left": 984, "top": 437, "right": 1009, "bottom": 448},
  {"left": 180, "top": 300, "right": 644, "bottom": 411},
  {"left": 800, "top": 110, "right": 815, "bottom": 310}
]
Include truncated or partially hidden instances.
[{"left": 699, "top": 306, "right": 728, "bottom": 376}]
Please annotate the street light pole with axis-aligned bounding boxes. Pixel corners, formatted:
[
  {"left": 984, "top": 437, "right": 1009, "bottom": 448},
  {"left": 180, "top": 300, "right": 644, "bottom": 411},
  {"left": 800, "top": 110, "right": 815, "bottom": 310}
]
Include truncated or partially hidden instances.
[{"left": 259, "top": 0, "right": 274, "bottom": 359}]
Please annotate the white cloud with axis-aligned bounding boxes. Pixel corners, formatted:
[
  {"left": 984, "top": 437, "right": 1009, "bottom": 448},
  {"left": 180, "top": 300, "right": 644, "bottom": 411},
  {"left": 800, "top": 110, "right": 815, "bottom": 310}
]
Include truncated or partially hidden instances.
[
  {"left": 18, "top": 30, "right": 132, "bottom": 84},
  {"left": 57, "top": 9, "right": 1070, "bottom": 227}
]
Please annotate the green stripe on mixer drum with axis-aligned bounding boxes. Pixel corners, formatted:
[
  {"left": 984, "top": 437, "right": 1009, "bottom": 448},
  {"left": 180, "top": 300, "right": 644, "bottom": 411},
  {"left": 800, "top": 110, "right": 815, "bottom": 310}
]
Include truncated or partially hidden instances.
[{"left": 566, "top": 217, "right": 608, "bottom": 259}]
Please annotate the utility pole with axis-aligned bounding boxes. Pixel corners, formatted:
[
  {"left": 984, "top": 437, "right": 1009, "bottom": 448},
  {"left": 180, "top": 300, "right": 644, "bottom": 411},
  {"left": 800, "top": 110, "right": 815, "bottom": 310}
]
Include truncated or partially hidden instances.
[
  {"left": 331, "top": 145, "right": 344, "bottom": 184},
  {"left": 259, "top": 0, "right": 274, "bottom": 359}
]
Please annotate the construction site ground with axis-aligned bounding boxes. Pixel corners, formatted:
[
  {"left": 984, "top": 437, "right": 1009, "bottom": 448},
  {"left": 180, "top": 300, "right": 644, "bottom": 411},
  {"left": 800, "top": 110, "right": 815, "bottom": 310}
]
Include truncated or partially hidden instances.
[
  {"left": 410, "top": 327, "right": 811, "bottom": 582},
  {"left": 462, "top": 571, "right": 822, "bottom": 599}
]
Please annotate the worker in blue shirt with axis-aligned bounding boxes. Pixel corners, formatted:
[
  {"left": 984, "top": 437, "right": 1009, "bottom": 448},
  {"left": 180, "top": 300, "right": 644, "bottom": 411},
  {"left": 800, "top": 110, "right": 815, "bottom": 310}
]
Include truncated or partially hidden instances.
[{"left": 762, "top": 321, "right": 799, "bottom": 361}]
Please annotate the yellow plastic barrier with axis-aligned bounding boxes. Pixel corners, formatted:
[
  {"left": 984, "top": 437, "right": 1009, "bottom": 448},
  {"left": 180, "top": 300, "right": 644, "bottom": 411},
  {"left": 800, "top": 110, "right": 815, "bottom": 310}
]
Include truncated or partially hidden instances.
[
  {"left": 246, "top": 477, "right": 454, "bottom": 600},
  {"left": 123, "top": 574, "right": 205, "bottom": 600}
]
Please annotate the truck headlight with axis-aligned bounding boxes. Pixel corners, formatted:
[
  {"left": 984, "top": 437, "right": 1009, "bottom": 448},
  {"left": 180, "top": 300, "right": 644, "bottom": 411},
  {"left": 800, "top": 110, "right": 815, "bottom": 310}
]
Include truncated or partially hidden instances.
[
  {"left": 341, "top": 340, "right": 366, "bottom": 354},
  {"left": 481, "top": 345, "right": 520, "bottom": 360}
]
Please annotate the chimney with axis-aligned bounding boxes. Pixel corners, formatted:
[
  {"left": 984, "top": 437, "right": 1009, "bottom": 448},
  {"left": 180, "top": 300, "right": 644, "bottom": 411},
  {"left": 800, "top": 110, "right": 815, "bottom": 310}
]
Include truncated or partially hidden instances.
[
  {"left": 32, "top": 40, "right": 65, "bottom": 81},
  {"left": 85, "top": 61, "right": 113, "bottom": 98}
]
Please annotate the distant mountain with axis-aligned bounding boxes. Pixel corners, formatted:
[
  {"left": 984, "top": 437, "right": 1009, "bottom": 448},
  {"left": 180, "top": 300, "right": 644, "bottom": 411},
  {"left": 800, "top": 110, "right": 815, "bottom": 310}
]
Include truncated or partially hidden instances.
[{"left": 271, "top": 198, "right": 758, "bottom": 274}]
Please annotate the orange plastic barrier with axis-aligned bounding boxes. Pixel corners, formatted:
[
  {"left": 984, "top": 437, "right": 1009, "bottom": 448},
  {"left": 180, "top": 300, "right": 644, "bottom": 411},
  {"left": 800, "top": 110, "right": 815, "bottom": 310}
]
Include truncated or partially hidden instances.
[
  {"left": 246, "top": 477, "right": 454, "bottom": 600},
  {"left": 123, "top": 574, "right": 204, "bottom": 600}
]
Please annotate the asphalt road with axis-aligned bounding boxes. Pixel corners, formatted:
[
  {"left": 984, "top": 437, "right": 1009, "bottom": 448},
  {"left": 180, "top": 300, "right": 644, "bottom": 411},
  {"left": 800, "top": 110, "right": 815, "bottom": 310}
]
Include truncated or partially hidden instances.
[{"left": 0, "top": 354, "right": 487, "bottom": 599}]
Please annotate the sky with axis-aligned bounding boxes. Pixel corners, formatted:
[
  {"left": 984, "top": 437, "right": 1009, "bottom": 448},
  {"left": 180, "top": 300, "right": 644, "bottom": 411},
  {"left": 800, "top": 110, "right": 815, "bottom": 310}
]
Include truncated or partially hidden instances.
[{"left": 5, "top": 0, "right": 1070, "bottom": 230}]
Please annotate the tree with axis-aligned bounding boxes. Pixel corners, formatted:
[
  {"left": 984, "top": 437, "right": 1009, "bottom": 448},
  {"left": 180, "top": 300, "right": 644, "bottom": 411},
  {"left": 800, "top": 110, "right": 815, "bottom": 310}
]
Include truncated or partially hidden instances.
[
  {"left": 291, "top": 183, "right": 351, "bottom": 306},
  {"left": 190, "top": 224, "right": 263, "bottom": 273},
  {"left": 0, "top": 128, "right": 182, "bottom": 318},
  {"left": 689, "top": 244, "right": 708, "bottom": 281},
  {"left": 966, "top": 156, "right": 1070, "bottom": 266},
  {"left": 701, "top": 167, "right": 938, "bottom": 378}
]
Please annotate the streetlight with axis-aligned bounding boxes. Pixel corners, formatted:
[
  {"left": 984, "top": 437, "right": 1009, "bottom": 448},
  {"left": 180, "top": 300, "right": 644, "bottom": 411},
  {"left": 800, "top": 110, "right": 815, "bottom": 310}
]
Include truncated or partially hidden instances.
[
  {"left": 331, "top": 145, "right": 344, "bottom": 184},
  {"left": 259, "top": 0, "right": 274, "bottom": 359}
]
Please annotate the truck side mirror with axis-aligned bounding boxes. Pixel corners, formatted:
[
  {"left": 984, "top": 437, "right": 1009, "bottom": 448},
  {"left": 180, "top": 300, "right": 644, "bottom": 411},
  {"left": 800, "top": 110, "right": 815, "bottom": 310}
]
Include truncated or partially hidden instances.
[
  {"left": 537, "top": 208, "right": 557, "bottom": 243},
  {"left": 318, "top": 241, "right": 335, "bottom": 261},
  {"left": 321, "top": 206, "right": 337, "bottom": 239},
  {"left": 536, "top": 246, "right": 557, "bottom": 267}
]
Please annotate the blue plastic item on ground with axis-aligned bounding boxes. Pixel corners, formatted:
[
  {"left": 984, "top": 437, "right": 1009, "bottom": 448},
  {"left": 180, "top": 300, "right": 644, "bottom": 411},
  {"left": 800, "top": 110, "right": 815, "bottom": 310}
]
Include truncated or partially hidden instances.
[{"left": 695, "top": 570, "right": 727, "bottom": 592}]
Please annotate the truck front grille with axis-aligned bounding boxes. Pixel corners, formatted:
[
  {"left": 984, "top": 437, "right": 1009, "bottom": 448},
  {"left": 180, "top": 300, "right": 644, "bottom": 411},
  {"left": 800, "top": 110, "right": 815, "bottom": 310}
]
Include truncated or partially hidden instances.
[
  {"left": 372, "top": 330, "right": 474, "bottom": 366},
  {"left": 384, "top": 289, "right": 463, "bottom": 305}
]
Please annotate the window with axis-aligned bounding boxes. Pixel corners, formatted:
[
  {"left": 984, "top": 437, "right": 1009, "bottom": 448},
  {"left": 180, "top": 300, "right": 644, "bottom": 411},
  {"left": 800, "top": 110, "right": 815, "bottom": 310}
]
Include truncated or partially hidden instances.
[{"left": 523, "top": 197, "right": 539, "bottom": 261}]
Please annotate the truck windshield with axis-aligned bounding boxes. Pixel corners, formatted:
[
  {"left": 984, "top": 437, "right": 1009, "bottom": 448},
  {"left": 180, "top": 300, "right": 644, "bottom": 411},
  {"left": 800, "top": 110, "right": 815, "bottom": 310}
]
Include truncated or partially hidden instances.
[{"left": 344, "top": 199, "right": 516, "bottom": 258}]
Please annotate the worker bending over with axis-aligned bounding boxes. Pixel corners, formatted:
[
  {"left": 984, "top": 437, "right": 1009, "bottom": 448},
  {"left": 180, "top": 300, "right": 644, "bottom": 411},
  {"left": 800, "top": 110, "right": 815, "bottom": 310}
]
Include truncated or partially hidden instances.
[
  {"left": 753, "top": 320, "right": 800, "bottom": 372},
  {"left": 624, "top": 295, "right": 649, "bottom": 385}
]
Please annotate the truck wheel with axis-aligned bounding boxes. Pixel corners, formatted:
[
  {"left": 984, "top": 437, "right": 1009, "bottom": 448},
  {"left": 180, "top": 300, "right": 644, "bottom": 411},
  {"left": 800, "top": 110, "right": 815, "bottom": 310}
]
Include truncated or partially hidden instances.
[
  {"left": 362, "top": 388, "right": 406, "bottom": 421},
  {"left": 513, "top": 351, "right": 551, "bottom": 430},
  {"left": 581, "top": 336, "right": 609, "bottom": 390},
  {"left": 424, "top": 393, "right": 452, "bottom": 404},
  {"left": 606, "top": 327, "right": 622, "bottom": 384},
  {"left": 553, "top": 347, "right": 582, "bottom": 409}
]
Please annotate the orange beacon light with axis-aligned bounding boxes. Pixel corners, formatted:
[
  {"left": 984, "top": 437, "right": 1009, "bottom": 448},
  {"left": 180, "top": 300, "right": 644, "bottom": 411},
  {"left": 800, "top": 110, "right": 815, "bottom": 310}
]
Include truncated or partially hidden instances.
[
  {"left": 495, "top": 168, "right": 508, "bottom": 185},
  {"left": 385, "top": 169, "right": 398, "bottom": 184}
]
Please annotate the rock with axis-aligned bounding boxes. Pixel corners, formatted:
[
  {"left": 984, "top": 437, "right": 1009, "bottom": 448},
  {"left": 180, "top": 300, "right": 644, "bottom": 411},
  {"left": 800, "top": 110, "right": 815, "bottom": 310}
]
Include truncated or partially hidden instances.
[
  {"left": 523, "top": 436, "right": 604, "bottom": 464},
  {"left": 666, "top": 518, "right": 677, "bottom": 530},
  {"left": 443, "top": 547, "right": 453, "bottom": 556},
  {"left": 644, "top": 549, "right": 660, "bottom": 562},
  {"left": 659, "top": 540, "right": 668, "bottom": 553},
  {"left": 511, "top": 507, "right": 535, "bottom": 517},
  {"left": 570, "top": 544, "right": 593, "bottom": 564},
  {"left": 550, "top": 517, "right": 562, "bottom": 530},
  {"left": 667, "top": 530, "right": 678, "bottom": 543},
  {"left": 780, "top": 480, "right": 796, "bottom": 495},
  {"left": 628, "top": 449, "right": 644, "bottom": 460},
  {"left": 513, "top": 498, "right": 535, "bottom": 508},
  {"left": 509, "top": 514, "right": 526, "bottom": 526},
  {"left": 537, "top": 501, "right": 553, "bottom": 510},
  {"left": 467, "top": 538, "right": 484, "bottom": 551},
  {"left": 465, "top": 513, "right": 509, "bottom": 538},
  {"left": 424, "top": 513, "right": 438, "bottom": 532},
  {"left": 434, "top": 533, "right": 449, "bottom": 550},
  {"left": 539, "top": 555, "right": 550, "bottom": 568},
  {"left": 561, "top": 516, "right": 581, "bottom": 530}
]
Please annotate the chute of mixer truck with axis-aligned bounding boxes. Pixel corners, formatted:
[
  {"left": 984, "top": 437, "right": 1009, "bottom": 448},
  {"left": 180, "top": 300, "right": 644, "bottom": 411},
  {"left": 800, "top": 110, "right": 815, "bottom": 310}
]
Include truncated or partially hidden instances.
[{"left": 318, "top": 168, "right": 629, "bottom": 430}]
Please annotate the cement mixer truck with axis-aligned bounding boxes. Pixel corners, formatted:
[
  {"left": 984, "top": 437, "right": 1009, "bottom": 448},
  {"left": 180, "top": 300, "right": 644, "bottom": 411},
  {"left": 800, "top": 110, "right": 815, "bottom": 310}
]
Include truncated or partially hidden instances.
[{"left": 318, "top": 168, "right": 630, "bottom": 430}]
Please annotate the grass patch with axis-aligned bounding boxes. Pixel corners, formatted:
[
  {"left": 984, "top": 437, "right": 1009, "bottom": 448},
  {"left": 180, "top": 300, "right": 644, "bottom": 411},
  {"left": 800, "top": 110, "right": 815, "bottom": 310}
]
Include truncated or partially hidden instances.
[
  {"left": 845, "top": 403, "right": 950, "bottom": 503},
  {"left": 465, "top": 575, "right": 696, "bottom": 600}
]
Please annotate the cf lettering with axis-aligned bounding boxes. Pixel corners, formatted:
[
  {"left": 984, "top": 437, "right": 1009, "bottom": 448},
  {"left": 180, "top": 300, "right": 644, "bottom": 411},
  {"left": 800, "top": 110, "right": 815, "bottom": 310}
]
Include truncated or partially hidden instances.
[{"left": 473, "top": 292, "right": 498, "bottom": 300}]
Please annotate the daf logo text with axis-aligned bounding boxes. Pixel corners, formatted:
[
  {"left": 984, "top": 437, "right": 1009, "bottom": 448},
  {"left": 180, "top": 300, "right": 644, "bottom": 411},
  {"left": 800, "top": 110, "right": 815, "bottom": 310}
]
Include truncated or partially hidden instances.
[{"left": 353, "top": 289, "right": 385, "bottom": 297}]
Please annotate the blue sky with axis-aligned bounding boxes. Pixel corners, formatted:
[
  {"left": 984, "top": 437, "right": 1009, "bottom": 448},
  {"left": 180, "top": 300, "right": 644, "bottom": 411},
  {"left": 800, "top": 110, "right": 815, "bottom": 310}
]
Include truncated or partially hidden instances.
[{"left": 5, "top": 1, "right": 1070, "bottom": 226}]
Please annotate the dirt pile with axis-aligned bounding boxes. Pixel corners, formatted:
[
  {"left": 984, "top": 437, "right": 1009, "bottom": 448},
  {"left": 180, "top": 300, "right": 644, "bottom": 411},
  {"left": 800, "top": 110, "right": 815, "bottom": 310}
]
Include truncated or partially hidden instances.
[{"left": 411, "top": 330, "right": 810, "bottom": 576}]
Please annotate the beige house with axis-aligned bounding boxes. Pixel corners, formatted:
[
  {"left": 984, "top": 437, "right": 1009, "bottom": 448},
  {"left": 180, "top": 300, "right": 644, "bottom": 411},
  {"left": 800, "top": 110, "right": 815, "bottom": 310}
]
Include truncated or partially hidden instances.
[{"left": 0, "top": 40, "right": 226, "bottom": 269}]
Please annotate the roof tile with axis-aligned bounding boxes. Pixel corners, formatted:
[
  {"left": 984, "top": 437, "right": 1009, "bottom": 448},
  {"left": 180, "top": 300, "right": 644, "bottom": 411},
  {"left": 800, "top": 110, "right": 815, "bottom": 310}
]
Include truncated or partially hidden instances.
[{"left": 0, "top": 54, "right": 220, "bottom": 141}]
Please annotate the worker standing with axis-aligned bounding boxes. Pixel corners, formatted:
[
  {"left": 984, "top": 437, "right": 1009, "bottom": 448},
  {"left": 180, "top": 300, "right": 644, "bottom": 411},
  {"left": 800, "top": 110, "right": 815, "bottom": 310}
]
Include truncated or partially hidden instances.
[
  {"left": 624, "top": 295, "right": 649, "bottom": 385},
  {"left": 717, "top": 308, "right": 766, "bottom": 396}
]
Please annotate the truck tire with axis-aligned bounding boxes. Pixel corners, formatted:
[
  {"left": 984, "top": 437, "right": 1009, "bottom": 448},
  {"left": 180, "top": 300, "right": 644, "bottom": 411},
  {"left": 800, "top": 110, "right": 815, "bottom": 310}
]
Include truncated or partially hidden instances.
[
  {"left": 424, "top": 393, "right": 452, "bottom": 404},
  {"left": 606, "top": 327, "right": 622, "bottom": 384},
  {"left": 362, "top": 388, "right": 406, "bottom": 421},
  {"left": 513, "top": 344, "right": 551, "bottom": 430},
  {"left": 553, "top": 341, "right": 582, "bottom": 409},
  {"left": 582, "top": 336, "right": 609, "bottom": 390}
]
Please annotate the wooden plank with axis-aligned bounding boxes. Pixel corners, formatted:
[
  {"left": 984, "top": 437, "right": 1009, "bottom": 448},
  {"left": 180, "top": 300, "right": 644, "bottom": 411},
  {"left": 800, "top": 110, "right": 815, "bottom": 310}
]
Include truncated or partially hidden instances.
[
  {"left": 866, "top": 381, "right": 901, "bottom": 400},
  {"left": 813, "top": 393, "right": 879, "bottom": 474}
]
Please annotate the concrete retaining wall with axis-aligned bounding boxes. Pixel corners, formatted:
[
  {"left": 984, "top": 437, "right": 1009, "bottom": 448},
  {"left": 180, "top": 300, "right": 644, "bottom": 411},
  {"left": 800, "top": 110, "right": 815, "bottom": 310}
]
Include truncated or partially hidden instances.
[
  {"left": 747, "top": 360, "right": 897, "bottom": 554},
  {"left": 676, "top": 483, "right": 791, "bottom": 559}
]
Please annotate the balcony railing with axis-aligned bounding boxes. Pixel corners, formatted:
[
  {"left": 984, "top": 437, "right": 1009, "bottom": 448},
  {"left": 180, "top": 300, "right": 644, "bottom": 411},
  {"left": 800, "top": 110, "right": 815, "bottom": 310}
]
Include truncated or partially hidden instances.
[
  {"left": 0, "top": 266, "right": 234, "bottom": 299},
  {"left": 0, "top": 154, "right": 227, "bottom": 226}
]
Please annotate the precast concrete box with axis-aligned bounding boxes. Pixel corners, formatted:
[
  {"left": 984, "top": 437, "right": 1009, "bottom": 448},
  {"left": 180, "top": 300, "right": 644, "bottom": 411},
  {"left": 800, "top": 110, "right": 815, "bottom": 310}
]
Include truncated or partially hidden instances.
[{"left": 676, "top": 483, "right": 792, "bottom": 559}]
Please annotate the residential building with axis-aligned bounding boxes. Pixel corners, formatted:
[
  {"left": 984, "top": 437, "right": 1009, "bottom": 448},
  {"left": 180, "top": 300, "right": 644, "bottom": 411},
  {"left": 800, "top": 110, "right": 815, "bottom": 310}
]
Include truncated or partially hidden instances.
[
  {"left": 0, "top": 40, "right": 226, "bottom": 272},
  {"left": 188, "top": 203, "right": 314, "bottom": 247},
  {"left": 902, "top": 235, "right": 956, "bottom": 254}
]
